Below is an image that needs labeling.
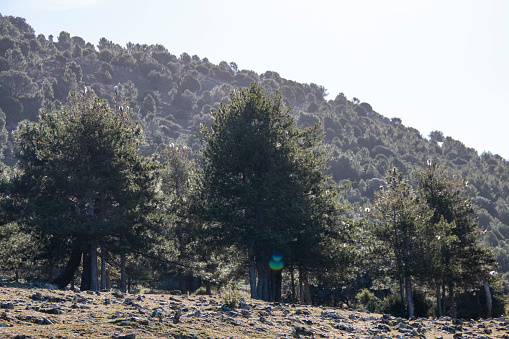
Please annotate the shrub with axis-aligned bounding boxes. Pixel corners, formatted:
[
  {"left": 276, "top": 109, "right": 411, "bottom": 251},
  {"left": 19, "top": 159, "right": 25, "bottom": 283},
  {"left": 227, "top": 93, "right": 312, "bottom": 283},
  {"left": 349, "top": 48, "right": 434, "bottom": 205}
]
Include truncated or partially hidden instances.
[
  {"left": 220, "top": 282, "right": 239, "bottom": 309},
  {"left": 356, "top": 288, "right": 381, "bottom": 313}
]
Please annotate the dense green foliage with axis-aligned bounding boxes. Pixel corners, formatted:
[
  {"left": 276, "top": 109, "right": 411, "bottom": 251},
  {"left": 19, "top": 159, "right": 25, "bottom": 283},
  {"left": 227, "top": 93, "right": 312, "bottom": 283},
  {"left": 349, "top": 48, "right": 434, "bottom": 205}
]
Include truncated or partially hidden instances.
[
  {"left": 0, "top": 14, "right": 506, "bottom": 317},
  {"left": 198, "top": 84, "right": 353, "bottom": 301},
  {"left": 7, "top": 93, "right": 162, "bottom": 291}
]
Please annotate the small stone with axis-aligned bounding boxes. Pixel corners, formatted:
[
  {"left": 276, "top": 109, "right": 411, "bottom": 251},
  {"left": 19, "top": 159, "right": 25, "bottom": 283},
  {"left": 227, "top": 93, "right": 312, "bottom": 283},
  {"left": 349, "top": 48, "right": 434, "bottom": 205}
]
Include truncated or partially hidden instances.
[
  {"left": 442, "top": 325, "right": 456, "bottom": 334},
  {"left": 259, "top": 316, "right": 273, "bottom": 326},
  {"left": 0, "top": 302, "right": 14, "bottom": 309},
  {"left": 294, "top": 325, "right": 313, "bottom": 336},
  {"left": 112, "top": 290, "right": 124, "bottom": 299}
]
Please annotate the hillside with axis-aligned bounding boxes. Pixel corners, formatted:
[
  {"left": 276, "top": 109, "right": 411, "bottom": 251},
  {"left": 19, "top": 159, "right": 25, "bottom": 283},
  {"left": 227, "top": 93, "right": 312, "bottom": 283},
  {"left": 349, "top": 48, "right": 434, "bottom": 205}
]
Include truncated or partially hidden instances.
[
  {"left": 0, "top": 13, "right": 509, "bottom": 295},
  {"left": 0, "top": 284, "right": 508, "bottom": 338}
]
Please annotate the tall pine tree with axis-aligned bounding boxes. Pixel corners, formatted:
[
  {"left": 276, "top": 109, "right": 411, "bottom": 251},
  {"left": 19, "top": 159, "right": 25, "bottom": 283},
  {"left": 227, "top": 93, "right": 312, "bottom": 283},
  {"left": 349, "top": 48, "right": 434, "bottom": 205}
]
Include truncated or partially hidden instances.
[
  {"left": 11, "top": 92, "right": 161, "bottom": 290},
  {"left": 198, "top": 83, "right": 350, "bottom": 302}
]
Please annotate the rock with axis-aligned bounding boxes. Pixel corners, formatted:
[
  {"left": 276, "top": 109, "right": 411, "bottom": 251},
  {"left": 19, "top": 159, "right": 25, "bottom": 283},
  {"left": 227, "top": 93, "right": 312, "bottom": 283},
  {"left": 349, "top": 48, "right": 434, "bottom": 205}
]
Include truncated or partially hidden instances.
[
  {"left": 173, "top": 308, "right": 182, "bottom": 324},
  {"left": 0, "top": 302, "right": 14, "bottom": 309},
  {"left": 42, "top": 307, "right": 62, "bottom": 314},
  {"left": 259, "top": 316, "right": 273, "bottom": 326},
  {"left": 0, "top": 322, "right": 11, "bottom": 327},
  {"left": 396, "top": 323, "right": 413, "bottom": 331},
  {"left": 29, "top": 292, "right": 43, "bottom": 301},
  {"left": 41, "top": 317, "right": 52, "bottom": 325},
  {"left": 170, "top": 290, "right": 182, "bottom": 295},
  {"left": 115, "top": 334, "right": 136, "bottom": 339},
  {"left": 151, "top": 309, "right": 163, "bottom": 319},
  {"left": 321, "top": 311, "right": 346, "bottom": 320},
  {"left": 334, "top": 324, "right": 353, "bottom": 332},
  {"left": 377, "top": 323, "right": 391, "bottom": 332},
  {"left": 293, "top": 325, "right": 313, "bottom": 336},
  {"left": 112, "top": 290, "right": 124, "bottom": 299},
  {"left": 442, "top": 325, "right": 456, "bottom": 334},
  {"left": 295, "top": 309, "right": 311, "bottom": 315},
  {"left": 361, "top": 316, "right": 377, "bottom": 321},
  {"left": 113, "top": 311, "right": 123, "bottom": 319}
]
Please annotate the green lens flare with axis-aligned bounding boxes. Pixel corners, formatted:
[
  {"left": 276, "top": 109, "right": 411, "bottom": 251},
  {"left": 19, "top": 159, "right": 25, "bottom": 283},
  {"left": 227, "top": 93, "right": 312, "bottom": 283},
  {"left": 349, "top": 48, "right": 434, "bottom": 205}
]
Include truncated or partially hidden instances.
[
  {"left": 269, "top": 259, "right": 284, "bottom": 270},
  {"left": 269, "top": 253, "right": 284, "bottom": 270}
]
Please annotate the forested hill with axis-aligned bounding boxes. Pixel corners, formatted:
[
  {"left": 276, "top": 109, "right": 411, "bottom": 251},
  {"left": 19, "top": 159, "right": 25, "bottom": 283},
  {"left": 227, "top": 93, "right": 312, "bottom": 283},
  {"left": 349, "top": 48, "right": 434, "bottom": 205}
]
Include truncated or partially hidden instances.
[{"left": 0, "top": 14, "right": 508, "bottom": 271}]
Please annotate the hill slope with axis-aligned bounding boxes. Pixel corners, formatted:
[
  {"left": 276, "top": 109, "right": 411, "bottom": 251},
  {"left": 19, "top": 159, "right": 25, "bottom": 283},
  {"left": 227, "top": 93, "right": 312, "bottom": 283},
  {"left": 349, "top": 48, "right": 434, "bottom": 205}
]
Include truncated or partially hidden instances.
[{"left": 0, "top": 14, "right": 509, "bottom": 274}]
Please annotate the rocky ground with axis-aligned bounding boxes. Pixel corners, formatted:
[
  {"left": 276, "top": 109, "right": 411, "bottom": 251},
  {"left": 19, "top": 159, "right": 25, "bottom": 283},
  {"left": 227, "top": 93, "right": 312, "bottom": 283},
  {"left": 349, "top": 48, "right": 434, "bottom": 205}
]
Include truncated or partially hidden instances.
[{"left": 0, "top": 285, "right": 508, "bottom": 339}]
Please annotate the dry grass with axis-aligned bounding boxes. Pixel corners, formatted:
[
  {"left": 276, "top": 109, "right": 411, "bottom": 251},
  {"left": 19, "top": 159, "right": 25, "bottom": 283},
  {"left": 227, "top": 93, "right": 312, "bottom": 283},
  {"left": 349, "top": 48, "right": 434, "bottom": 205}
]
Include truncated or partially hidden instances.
[{"left": 0, "top": 284, "right": 508, "bottom": 338}]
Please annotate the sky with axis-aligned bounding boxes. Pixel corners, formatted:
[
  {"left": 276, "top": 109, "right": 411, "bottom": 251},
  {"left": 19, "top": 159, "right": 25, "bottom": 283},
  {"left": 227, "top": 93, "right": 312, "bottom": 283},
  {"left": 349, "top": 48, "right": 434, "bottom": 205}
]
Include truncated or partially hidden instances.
[{"left": 2, "top": 0, "right": 509, "bottom": 159}]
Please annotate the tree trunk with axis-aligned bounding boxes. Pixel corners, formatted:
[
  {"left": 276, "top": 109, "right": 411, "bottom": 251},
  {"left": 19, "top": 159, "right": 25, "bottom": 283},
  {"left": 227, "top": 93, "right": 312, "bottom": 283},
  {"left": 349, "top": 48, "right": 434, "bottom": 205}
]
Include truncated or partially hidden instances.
[
  {"left": 448, "top": 283, "right": 456, "bottom": 318},
  {"left": 441, "top": 282, "right": 447, "bottom": 317},
  {"left": 436, "top": 284, "right": 443, "bottom": 317},
  {"left": 483, "top": 278, "right": 492, "bottom": 318},
  {"left": 84, "top": 191, "right": 98, "bottom": 291},
  {"left": 400, "top": 280, "right": 405, "bottom": 305},
  {"left": 290, "top": 268, "right": 296, "bottom": 303},
  {"left": 205, "top": 280, "right": 211, "bottom": 295},
  {"left": 100, "top": 243, "right": 106, "bottom": 290},
  {"left": 405, "top": 275, "right": 414, "bottom": 318},
  {"left": 256, "top": 259, "right": 269, "bottom": 301},
  {"left": 275, "top": 269, "right": 282, "bottom": 302},
  {"left": 105, "top": 268, "right": 111, "bottom": 290},
  {"left": 178, "top": 268, "right": 186, "bottom": 294},
  {"left": 267, "top": 268, "right": 282, "bottom": 302},
  {"left": 303, "top": 271, "right": 311, "bottom": 305},
  {"left": 89, "top": 239, "right": 98, "bottom": 291},
  {"left": 299, "top": 267, "right": 304, "bottom": 304},
  {"left": 248, "top": 244, "right": 257, "bottom": 299},
  {"left": 120, "top": 251, "right": 127, "bottom": 293},
  {"left": 81, "top": 247, "right": 91, "bottom": 291},
  {"left": 53, "top": 240, "right": 82, "bottom": 289}
]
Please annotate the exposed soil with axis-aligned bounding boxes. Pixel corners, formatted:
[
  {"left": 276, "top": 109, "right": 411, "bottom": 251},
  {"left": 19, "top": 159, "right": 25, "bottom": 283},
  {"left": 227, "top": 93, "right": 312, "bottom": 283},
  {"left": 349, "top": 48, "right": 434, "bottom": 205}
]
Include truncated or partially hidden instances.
[{"left": 0, "top": 285, "right": 508, "bottom": 338}]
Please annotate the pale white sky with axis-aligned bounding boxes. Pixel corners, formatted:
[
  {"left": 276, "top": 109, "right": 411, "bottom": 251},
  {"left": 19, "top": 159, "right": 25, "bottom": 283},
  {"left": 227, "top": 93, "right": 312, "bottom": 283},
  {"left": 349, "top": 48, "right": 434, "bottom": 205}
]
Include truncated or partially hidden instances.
[{"left": 3, "top": 0, "right": 509, "bottom": 159}]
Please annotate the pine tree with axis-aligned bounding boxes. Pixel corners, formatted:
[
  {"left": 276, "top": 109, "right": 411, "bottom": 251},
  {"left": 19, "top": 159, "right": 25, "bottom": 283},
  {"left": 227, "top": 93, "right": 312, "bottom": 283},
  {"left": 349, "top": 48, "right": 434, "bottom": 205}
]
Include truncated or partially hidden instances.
[
  {"left": 198, "top": 83, "right": 350, "bottom": 302},
  {"left": 159, "top": 142, "right": 198, "bottom": 293},
  {"left": 10, "top": 92, "right": 161, "bottom": 290},
  {"left": 415, "top": 161, "right": 497, "bottom": 317},
  {"left": 371, "top": 168, "right": 433, "bottom": 317}
]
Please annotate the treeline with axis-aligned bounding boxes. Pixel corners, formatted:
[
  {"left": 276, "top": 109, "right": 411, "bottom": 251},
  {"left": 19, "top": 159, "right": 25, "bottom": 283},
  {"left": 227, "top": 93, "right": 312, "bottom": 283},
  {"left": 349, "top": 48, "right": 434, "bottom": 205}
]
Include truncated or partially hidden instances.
[
  {"left": 0, "top": 14, "right": 507, "bottom": 318},
  {"left": 0, "top": 84, "right": 501, "bottom": 319}
]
